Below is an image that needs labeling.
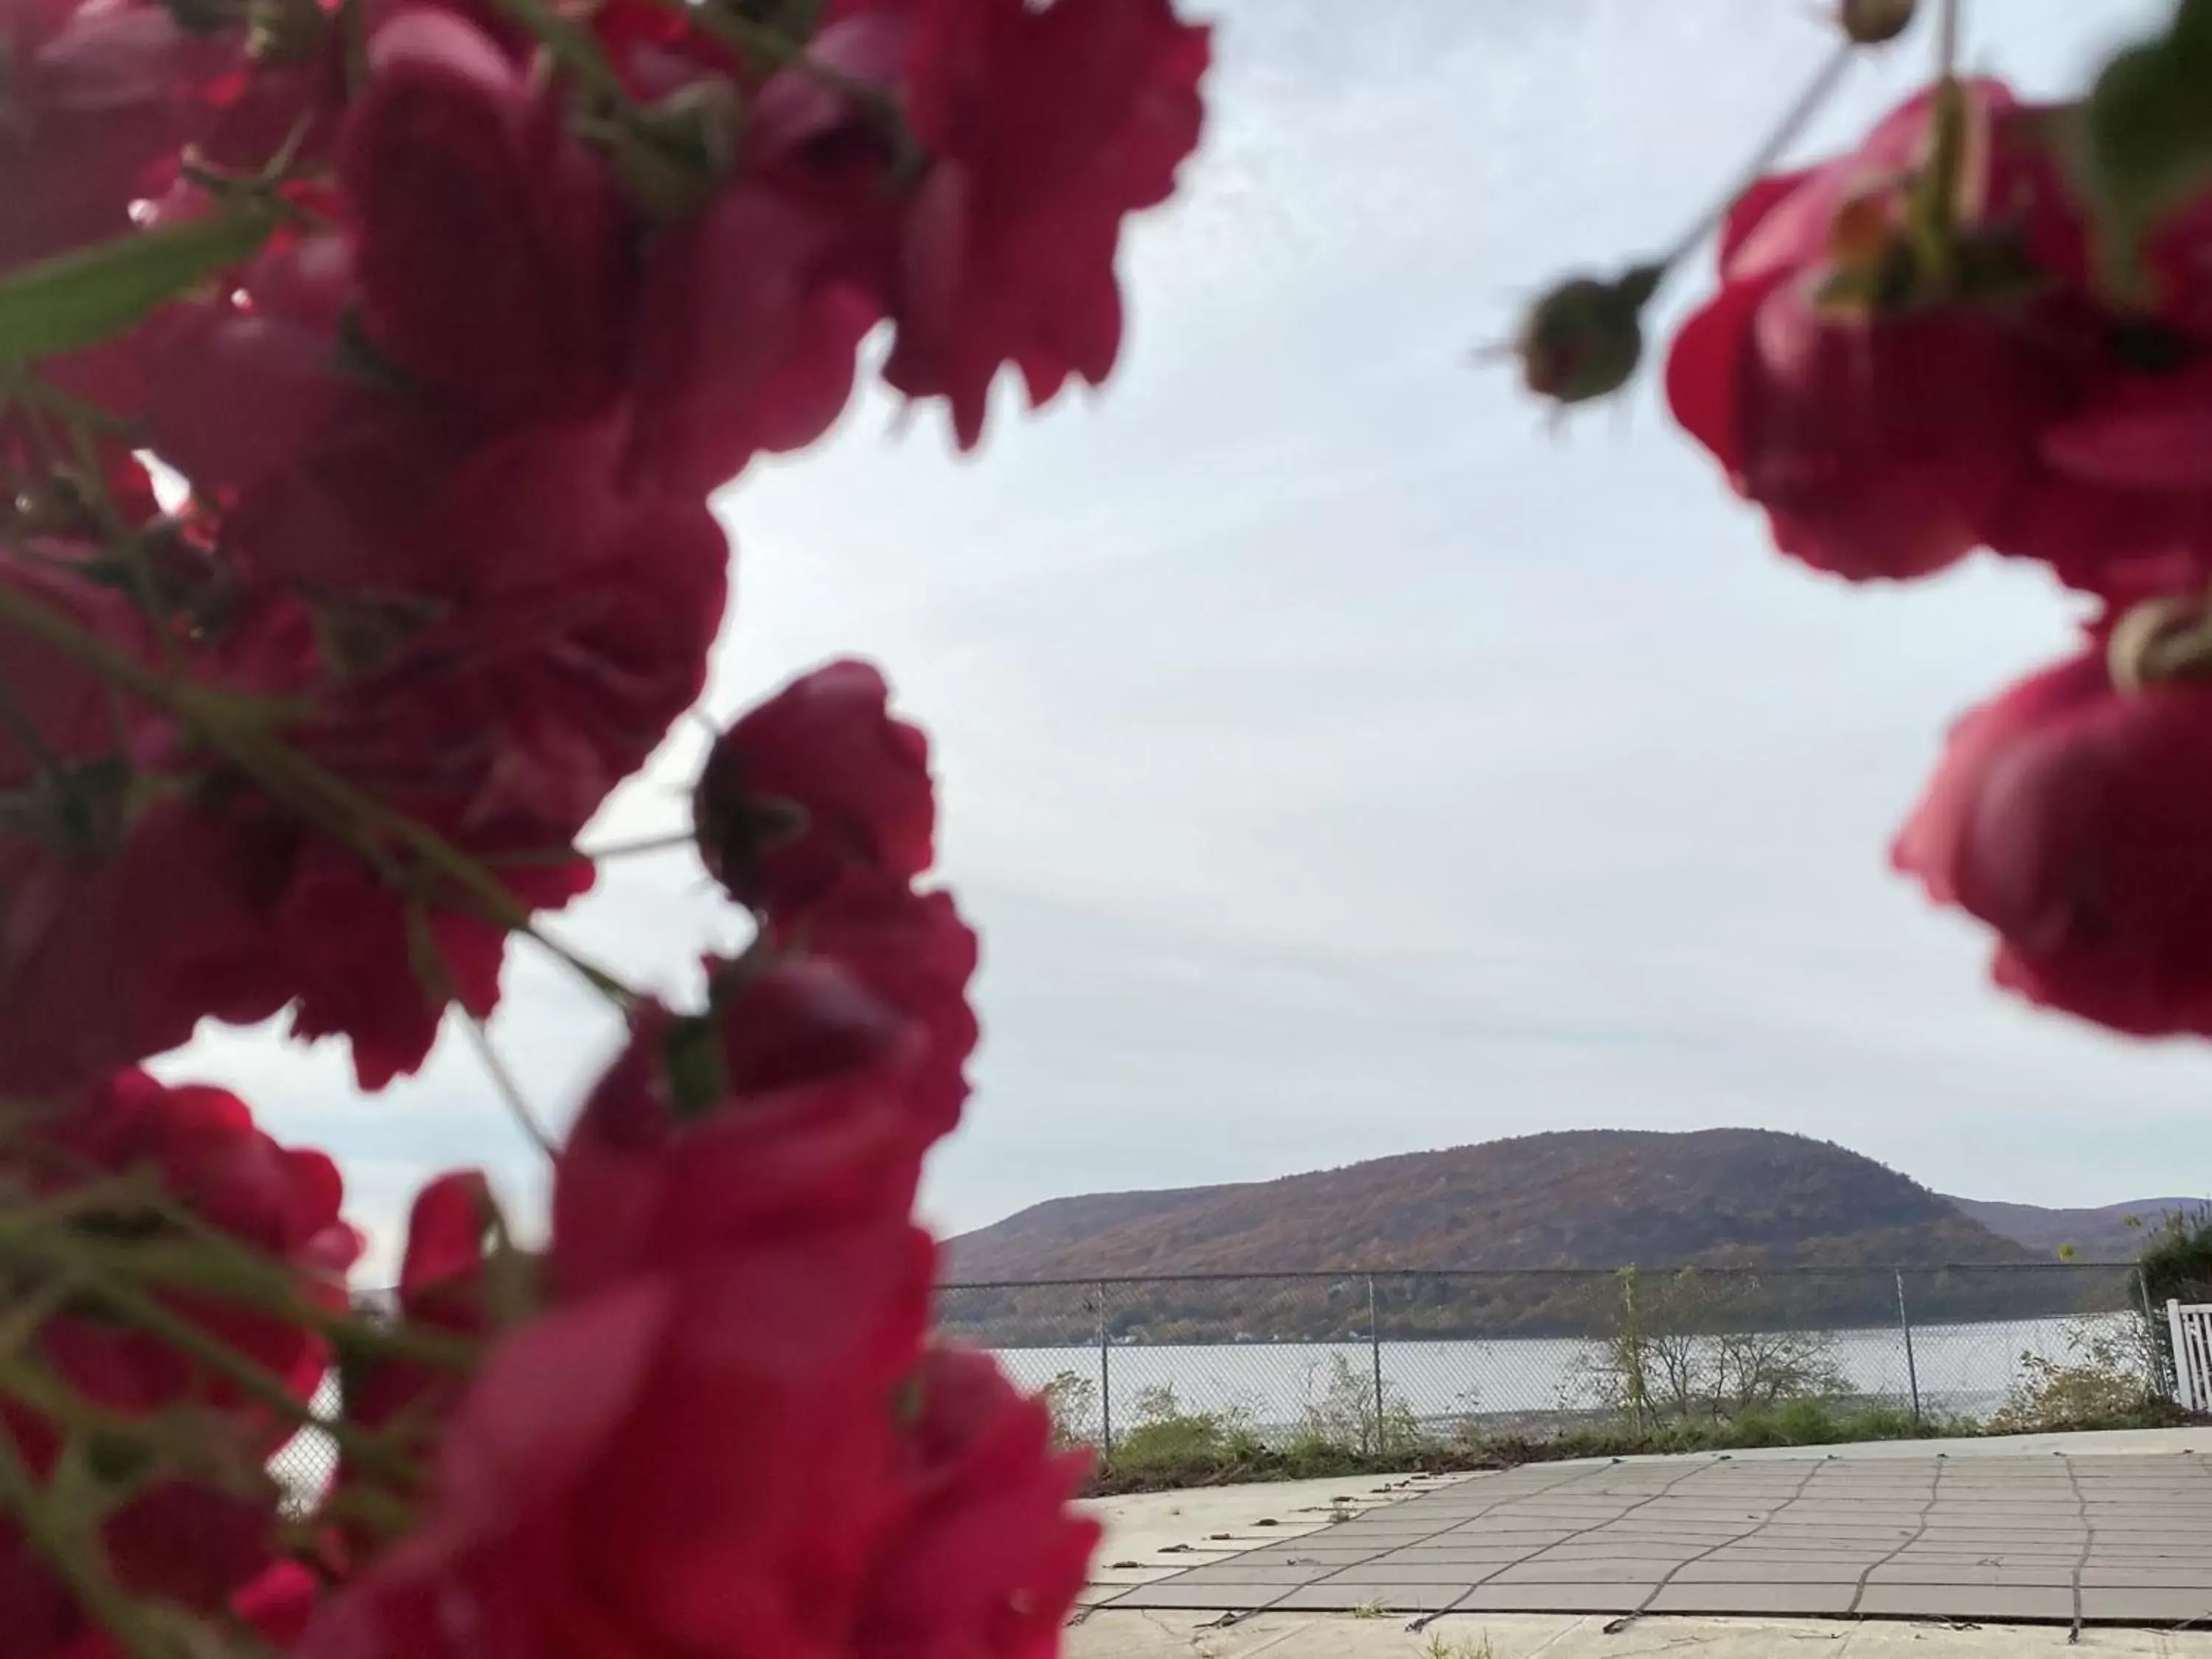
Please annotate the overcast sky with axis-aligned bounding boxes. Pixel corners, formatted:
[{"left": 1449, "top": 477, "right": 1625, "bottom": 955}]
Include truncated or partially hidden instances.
[{"left": 160, "top": 0, "right": 2212, "bottom": 1278}]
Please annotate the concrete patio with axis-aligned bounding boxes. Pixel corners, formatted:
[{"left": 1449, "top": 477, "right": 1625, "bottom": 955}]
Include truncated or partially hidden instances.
[{"left": 1077, "top": 1432, "right": 2212, "bottom": 1641}]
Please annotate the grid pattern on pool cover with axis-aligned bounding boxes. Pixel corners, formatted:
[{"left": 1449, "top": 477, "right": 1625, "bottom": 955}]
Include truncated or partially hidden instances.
[{"left": 1097, "top": 1454, "right": 2212, "bottom": 1625}]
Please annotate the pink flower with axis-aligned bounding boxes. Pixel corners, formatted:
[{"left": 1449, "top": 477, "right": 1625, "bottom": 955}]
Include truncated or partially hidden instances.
[
  {"left": 1894, "top": 645, "right": 2212, "bottom": 1036},
  {"left": 695, "top": 659, "right": 936, "bottom": 915}
]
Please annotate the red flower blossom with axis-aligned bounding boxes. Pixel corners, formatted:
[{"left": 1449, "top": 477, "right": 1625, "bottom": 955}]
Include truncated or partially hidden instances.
[
  {"left": 272, "top": 830, "right": 596, "bottom": 1091},
  {"left": 858, "top": 1346, "right": 1099, "bottom": 1659},
  {"left": 1893, "top": 646, "right": 2212, "bottom": 1036},
  {"left": 748, "top": 0, "right": 1207, "bottom": 447},
  {"left": 142, "top": 234, "right": 364, "bottom": 507},
  {"left": 884, "top": 0, "right": 1208, "bottom": 446},
  {"left": 0, "top": 801, "right": 295, "bottom": 1101},
  {"left": 334, "top": 1171, "right": 497, "bottom": 1559},
  {"left": 550, "top": 959, "right": 932, "bottom": 1303},
  {"left": 1666, "top": 82, "right": 2086, "bottom": 584},
  {"left": 298, "top": 1222, "right": 936, "bottom": 1658},
  {"left": 1670, "top": 77, "right": 2212, "bottom": 602},
  {"left": 625, "top": 187, "right": 880, "bottom": 495},
  {"left": 338, "top": 9, "right": 635, "bottom": 424},
  {"left": 785, "top": 875, "right": 980, "bottom": 1140},
  {"left": 0, "top": 1071, "right": 355, "bottom": 1651},
  {"left": 695, "top": 658, "right": 936, "bottom": 915},
  {"left": 293, "top": 425, "right": 734, "bottom": 827},
  {"left": 0, "top": 554, "right": 153, "bottom": 790},
  {"left": 0, "top": 0, "right": 224, "bottom": 272},
  {"left": 232, "top": 1559, "right": 325, "bottom": 1646}
]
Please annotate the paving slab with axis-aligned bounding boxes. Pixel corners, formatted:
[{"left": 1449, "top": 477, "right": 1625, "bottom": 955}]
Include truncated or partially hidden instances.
[
  {"left": 1070, "top": 1610, "right": 2212, "bottom": 1659},
  {"left": 1093, "top": 1447, "right": 2212, "bottom": 1628}
]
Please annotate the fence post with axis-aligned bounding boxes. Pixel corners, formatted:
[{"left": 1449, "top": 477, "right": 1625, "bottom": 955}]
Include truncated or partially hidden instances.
[
  {"left": 1367, "top": 1274, "right": 1384, "bottom": 1455},
  {"left": 1095, "top": 1281, "right": 1113, "bottom": 1456},
  {"left": 2136, "top": 1265, "right": 2168, "bottom": 1399},
  {"left": 1893, "top": 1270, "right": 1921, "bottom": 1425},
  {"left": 2169, "top": 1298, "right": 2195, "bottom": 1413},
  {"left": 1620, "top": 1267, "right": 1646, "bottom": 1433}
]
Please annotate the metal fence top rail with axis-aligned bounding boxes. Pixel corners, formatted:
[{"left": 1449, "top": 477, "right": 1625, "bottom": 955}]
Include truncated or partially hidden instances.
[{"left": 938, "top": 1262, "right": 2132, "bottom": 1292}]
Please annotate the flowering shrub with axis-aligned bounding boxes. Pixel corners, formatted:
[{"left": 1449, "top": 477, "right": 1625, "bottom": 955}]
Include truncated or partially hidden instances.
[
  {"left": 0, "top": 0, "right": 1204, "bottom": 1646},
  {"left": 1528, "top": 0, "right": 2212, "bottom": 1046}
]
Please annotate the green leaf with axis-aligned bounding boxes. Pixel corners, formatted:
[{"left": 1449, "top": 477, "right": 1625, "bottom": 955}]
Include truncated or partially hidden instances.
[
  {"left": 0, "top": 205, "right": 279, "bottom": 364},
  {"left": 2082, "top": 0, "right": 2212, "bottom": 297},
  {"left": 661, "top": 1009, "right": 728, "bottom": 1120}
]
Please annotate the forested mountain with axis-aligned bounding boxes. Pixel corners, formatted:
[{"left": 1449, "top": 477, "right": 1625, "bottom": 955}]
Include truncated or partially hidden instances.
[{"left": 945, "top": 1128, "right": 2034, "bottom": 1281}]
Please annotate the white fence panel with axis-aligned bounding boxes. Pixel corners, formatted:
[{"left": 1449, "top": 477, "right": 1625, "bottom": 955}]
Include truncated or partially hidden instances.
[{"left": 2168, "top": 1300, "right": 2212, "bottom": 1411}]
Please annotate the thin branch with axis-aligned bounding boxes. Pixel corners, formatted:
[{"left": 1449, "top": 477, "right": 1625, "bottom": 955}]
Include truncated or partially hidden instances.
[
  {"left": 458, "top": 1005, "right": 557, "bottom": 1158},
  {"left": 578, "top": 828, "right": 698, "bottom": 862},
  {"left": 641, "top": 0, "right": 923, "bottom": 178},
  {"left": 1654, "top": 38, "right": 1855, "bottom": 275},
  {"left": 488, "top": 0, "right": 638, "bottom": 110},
  {"left": 0, "top": 1431, "right": 171, "bottom": 1659},
  {"left": 0, "top": 1231, "right": 422, "bottom": 1485}
]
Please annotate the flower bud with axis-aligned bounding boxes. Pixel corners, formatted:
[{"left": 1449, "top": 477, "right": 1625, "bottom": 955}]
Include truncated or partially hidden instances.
[
  {"left": 2109, "top": 593, "right": 2212, "bottom": 692},
  {"left": 1509, "top": 264, "right": 1660, "bottom": 406},
  {"left": 1839, "top": 0, "right": 1914, "bottom": 46}
]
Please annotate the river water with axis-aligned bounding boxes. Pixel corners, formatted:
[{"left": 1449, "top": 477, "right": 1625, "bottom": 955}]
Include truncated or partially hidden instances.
[{"left": 986, "top": 1312, "right": 2142, "bottom": 1439}]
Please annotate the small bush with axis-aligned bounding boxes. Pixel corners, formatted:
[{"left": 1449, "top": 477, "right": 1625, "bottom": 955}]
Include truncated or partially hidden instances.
[
  {"left": 1298, "top": 1352, "right": 1423, "bottom": 1457},
  {"left": 1583, "top": 1267, "right": 1848, "bottom": 1427},
  {"left": 1989, "top": 1323, "right": 2171, "bottom": 1434},
  {"left": 1038, "top": 1370, "right": 1099, "bottom": 1451},
  {"left": 2140, "top": 1207, "right": 2212, "bottom": 1307},
  {"left": 2138, "top": 1208, "right": 2212, "bottom": 1395},
  {"left": 1101, "top": 1383, "right": 1265, "bottom": 1477}
]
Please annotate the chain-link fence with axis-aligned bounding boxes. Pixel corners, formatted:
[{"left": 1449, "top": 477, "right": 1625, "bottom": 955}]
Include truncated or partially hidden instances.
[
  {"left": 265, "top": 1264, "right": 2165, "bottom": 1496},
  {"left": 270, "top": 1373, "right": 341, "bottom": 1513},
  {"left": 936, "top": 1263, "right": 2164, "bottom": 1456}
]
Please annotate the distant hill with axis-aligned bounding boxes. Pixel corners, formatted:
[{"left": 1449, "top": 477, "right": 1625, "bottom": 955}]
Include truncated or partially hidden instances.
[
  {"left": 937, "top": 1130, "right": 2093, "bottom": 1346},
  {"left": 1941, "top": 1194, "right": 2202, "bottom": 1263},
  {"left": 946, "top": 1128, "right": 2034, "bottom": 1282}
]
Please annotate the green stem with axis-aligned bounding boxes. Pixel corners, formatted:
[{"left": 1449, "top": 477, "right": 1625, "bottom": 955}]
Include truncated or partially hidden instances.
[
  {"left": 1654, "top": 38, "right": 1855, "bottom": 276},
  {"left": 0, "top": 1223, "right": 424, "bottom": 1485},
  {"left": 487, "top": 0, "right": 638, "bottom": 110},
  {"left": 0, "top": 1154, "right": 476, "bottom": 1373},
  {"left": 1916, "top": 0, "right": 1968, "bottom": 299},
  {"left": 644, "top": 0, "right": 922, "bottom": 178},
  {"left": 578, "top": 828, "right": 696, "bottom": 861},
  {"left": 0, "top": 1430, "right": 173, "bottom": 1659}
]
